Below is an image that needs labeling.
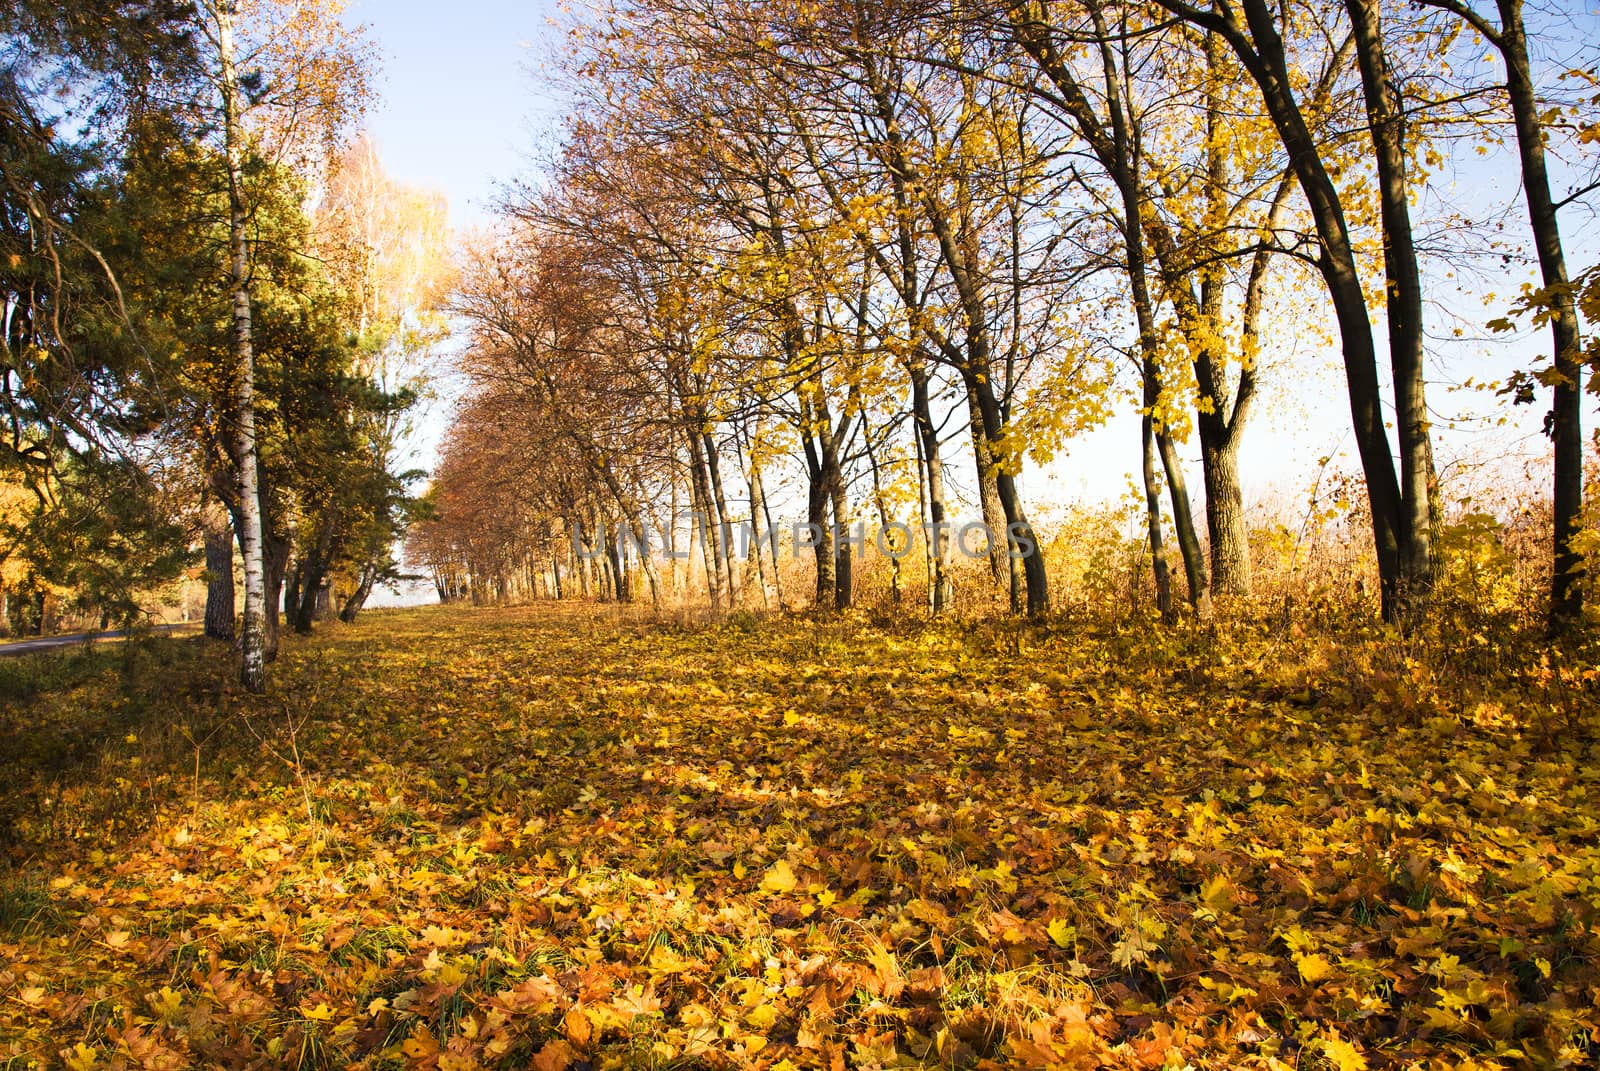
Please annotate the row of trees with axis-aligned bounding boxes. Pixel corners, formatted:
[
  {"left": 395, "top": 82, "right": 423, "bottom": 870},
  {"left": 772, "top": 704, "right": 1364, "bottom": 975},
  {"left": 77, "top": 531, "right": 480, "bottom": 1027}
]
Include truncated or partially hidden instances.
[
  {"left": 2, "top": 2, "right": 448, "bottom": 686},
  {"left": 424, "top": 0, "right": 1596, "bottom": 630}
]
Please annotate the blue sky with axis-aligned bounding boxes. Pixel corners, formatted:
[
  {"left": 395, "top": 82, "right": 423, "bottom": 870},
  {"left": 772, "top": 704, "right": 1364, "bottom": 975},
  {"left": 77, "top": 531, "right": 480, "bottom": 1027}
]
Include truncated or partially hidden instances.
[{"left": 350, "top": 0, "right": 569, "bottom": 228}]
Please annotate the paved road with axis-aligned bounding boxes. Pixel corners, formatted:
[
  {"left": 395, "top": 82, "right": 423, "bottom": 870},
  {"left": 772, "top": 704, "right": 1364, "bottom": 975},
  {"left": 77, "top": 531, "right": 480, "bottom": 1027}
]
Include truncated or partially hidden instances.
[{"left": 0, "top": 623, "right": 198, "bottom": 658}]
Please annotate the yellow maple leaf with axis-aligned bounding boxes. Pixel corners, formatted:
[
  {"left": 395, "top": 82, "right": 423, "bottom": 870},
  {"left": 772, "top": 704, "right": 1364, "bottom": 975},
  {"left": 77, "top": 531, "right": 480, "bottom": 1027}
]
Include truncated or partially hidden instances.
[
  {"left": 1320, "top": 1033, "right": 1368, "bottom": 1071},
  {"left": 760, "top": 859, "right": 797, "bottom": 895},
  {"left": 648, "top": 943, "right": 696, "bottom": 973},
  {"left": 1199, "top": 874, "right": 1236, "bottom": 915},
  {"left": 1047, "top": 917, "right": 1075, "bottom": 948},
  {"left": 1297, "top": 953, "right": 1335, "bottom": 984},
  {"left": 61, "top": 1044, "right": 98, "bottom": 1071},
  {"left": 147, "top": 985, "right": 183, "bottom": 1021}
]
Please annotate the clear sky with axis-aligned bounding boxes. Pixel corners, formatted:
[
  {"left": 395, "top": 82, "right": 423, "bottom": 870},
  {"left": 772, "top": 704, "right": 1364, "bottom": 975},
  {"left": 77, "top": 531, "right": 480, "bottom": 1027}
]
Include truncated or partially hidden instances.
[{"left": 350, "top": 0, "right": 570, "bottom": 229}]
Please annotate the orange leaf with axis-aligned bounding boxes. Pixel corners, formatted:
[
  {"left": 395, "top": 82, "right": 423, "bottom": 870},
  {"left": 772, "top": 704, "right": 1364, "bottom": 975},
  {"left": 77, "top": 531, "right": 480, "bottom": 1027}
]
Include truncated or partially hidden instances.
[
  {"left": 532, "top": 1039, "right": 576, "bottom": 1071},
  {"left": 563, "top": 1006, "right": 594, "bottom": 1049}
]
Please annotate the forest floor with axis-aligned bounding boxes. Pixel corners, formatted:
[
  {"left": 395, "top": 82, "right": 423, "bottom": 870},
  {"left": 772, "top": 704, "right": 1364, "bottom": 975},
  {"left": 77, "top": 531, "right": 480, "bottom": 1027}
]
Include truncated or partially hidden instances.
[{"left": 0, "top": 603, "right": 1597, "bottom": 1070}]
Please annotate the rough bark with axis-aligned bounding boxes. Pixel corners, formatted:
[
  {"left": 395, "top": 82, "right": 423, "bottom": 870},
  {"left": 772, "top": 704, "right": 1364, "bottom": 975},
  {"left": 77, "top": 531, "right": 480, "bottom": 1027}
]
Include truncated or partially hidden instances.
[
  {"left": 685, "top": 428, "right": 724, "bottom": 610},
  {"left": 703, "top": 429, "right": 740, "bottom": 607},
  {"left": 1142, "top": 413, "right": 1176, "bottom": 622},
  {"left": 263, "top": 527, "right": 289, "bottom": 662},
  {"left": 1201, "top": 436, "right": 1250, "bottom": 601},
  {"left": 203, "top": 503, "right": 235, "bottom": 641},
  {"left": 910, "top": 356, "right": 953, "bottom": 614}
]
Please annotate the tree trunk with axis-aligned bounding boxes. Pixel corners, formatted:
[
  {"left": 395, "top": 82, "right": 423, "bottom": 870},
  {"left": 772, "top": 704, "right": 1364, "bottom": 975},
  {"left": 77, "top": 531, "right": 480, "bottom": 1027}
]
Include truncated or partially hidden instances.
[
  {"left": 703, "top": 430, "right": 740, "bottom": 607},
  {"left": 802, "top": 415, "right": 837, "bottom": 611},
  {"left": 203, "top": 503, "right": 235, "bottom": 641},
  {"left": 685, "top": 430, "right": 724, "bottom": 609},
  {"left": 1154, "top": 420, "right": 1213, "bottom": 618},
  {"left": 1200, "top": 434, "right": 1251, "bottom": 600},
  {"left": 606, "top": 530, "right": 628, "bottom": 603},
  {"left": 1487, "top": 0, "right": 1584, "bottom": 630},
  {"left": 340, "top": 562, "right": 378, "bottom": 622},
  {"left": 965, "top": 389, "right": 1009, "bottom": 590},
  {"left": 1347, "top": 0, "right": 1436, "bottom": 615},
  {"left": 284, "top": 560, "right": 303, "bottom": 631},
  {"left": 263, "top": 527, "right": 289, "bottom": 662},
  {"left": 290, "top": 518, "right": 336, "bottom": 634},
  {"left": 910, "top": 356, "right": 953, "bottom": 614},
  {"left": 863, "top": 415, "right": 903, "bottom": 607},
  {"left": 218, "top": 2, "right": 266, "bottom": 692},
  {"left": 810, "top": 376, "right": 852, "bottom": 611},
  {"left": 745, "top": 439, "right": 775, "bottom": 610},
  {"left": 829, "top": 466, "right": 854, "bottom": 612},
  {"left": 964, "top": 367, "right": 1050, "bottom": 615},
  {"left": 753, "top": 446, "right": 785, "bottom": 611},
  {"left": 576, "top": 526, "right": 592, "bottom": 598},
  {"left": 808, "top": 468, "right": 836, "bottom": 611},
  {"left": 1142, "top": 412, "right": 1175, "bottom": 622},
  {"left": 666, "top": 477, "right": 680, "bottom": 600}
]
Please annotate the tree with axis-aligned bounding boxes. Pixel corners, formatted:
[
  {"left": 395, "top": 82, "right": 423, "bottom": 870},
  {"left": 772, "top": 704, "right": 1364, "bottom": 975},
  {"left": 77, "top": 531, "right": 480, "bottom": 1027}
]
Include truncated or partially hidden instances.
[
  {"left": 1152, "top": 0, "right": 1439, "bottom": 622},
  {"left": 189, "top": 0, "right": 371, "bottom": 691},
  {"left": 1417, "top": 0, "right": 1589, "bottom": 632},
  {"left": 0, "top": 3, "right": 201, "bottom": 632},
  {"left": 1003, "top": 0, "right": 1354, "bottom": 608},
  {"left": 0, "top": 455, "right": 192, "bottom": 631},
  {"left": 314, "top": 135, "right": 452, "bottom": 621}
]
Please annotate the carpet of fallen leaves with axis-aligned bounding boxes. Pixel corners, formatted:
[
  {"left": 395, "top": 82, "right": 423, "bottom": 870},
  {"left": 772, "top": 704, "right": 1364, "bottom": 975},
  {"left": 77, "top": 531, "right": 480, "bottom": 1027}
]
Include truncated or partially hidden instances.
[{"left": 1, "top": 603, "right": 1598, "bottom": 1071}]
